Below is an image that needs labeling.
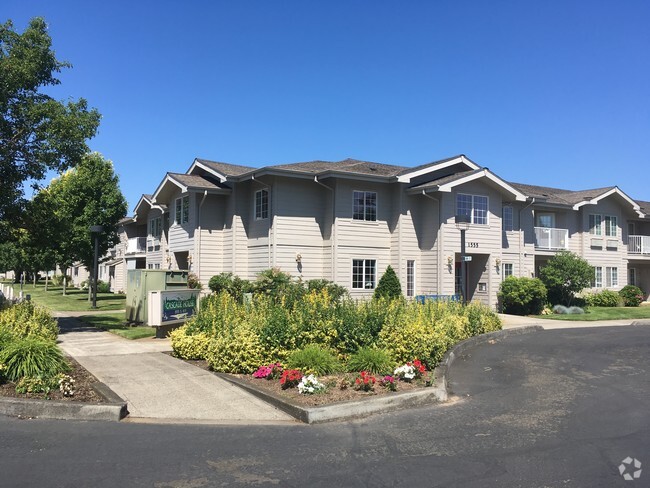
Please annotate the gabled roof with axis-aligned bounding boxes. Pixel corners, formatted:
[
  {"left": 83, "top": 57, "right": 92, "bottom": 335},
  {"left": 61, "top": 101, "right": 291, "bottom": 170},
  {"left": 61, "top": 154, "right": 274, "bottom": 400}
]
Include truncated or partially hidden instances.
[
  {"left": 151, "top": 172, "right": 231, "bottom": 205},
  {"left": 636, "top": 200, "right": 650, "bottom": 215},
  {"left": 133, "top": 194, "right": 154, "bottom": 219},
  {"left": 571, "top": 187, "right": 642, "bottom": 215},
  {"left": 189, "top": 158, "right": 256, "bottom": 182},
  {"left": 410, "top": 168, "right": 527, "bottom": 201},
  {"left": 396, "top": 155, "right": 479, "bottom": 182},
  {"left": 263, "top": 158, "right": 405, "bottom": 178}
]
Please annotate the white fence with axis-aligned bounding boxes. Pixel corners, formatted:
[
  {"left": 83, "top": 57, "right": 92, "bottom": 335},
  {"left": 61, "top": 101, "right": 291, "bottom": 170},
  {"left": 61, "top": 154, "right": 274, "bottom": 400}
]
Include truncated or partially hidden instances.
[
  {"left": 534, "top": 227, "right": 569, "bottom": 250},
  {"left": 628, "top": 235, "right": 650, "bottom": 255}
]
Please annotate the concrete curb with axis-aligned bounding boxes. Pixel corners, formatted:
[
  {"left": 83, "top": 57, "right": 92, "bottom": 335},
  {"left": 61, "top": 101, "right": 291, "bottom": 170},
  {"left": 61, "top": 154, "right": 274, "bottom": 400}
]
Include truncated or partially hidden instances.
[
  {"left": 219, "top": 325, "right": 544, "bottom": 424},
  {"left": 0, "top": 381, "right": 128, "bottom": 422}
]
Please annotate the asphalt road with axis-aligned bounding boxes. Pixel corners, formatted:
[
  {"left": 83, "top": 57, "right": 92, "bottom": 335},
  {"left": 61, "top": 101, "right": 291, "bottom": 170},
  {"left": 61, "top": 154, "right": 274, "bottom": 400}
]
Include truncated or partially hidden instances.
[{"left": 1, "top": 325, "right": 649, "bottom": 487}]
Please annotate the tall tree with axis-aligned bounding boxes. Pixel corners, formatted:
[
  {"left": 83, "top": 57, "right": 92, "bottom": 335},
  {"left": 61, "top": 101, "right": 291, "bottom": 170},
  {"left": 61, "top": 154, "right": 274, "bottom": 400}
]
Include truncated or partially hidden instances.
[
  {"left": 0, "top": 17, "right": 101, "bottom": 241},
  {"left": 539, "top": 250, "right": 594, "bottom": 306}
]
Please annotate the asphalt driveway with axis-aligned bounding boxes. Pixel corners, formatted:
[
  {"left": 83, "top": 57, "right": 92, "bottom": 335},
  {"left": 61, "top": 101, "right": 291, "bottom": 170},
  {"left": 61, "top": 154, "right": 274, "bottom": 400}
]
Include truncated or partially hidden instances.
[{"left": 2, "top": 325, "right": 649, "bottom": 487}]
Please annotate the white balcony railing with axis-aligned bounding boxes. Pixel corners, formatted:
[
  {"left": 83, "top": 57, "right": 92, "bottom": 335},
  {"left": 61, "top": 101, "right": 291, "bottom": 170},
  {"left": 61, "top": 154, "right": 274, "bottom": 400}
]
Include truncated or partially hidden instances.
[
  {"left": 125, "top": 237, "right": 147, "bottom": 254},
  {"left": 628, "top": 235, "right": 650, "bottom": 255},
  {"left": 534, "top": 227, "right": 569, "bottom": 250}
]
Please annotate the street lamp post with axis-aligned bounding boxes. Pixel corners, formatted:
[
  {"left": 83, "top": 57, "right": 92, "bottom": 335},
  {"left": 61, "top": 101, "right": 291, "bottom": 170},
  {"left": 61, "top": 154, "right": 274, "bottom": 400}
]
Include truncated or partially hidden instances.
[
  {"left": 89, "top": 225, "right": 104, "bottom": 309},
  {"left": 455, "top": 215, "right": 471, "bottom": 305}
]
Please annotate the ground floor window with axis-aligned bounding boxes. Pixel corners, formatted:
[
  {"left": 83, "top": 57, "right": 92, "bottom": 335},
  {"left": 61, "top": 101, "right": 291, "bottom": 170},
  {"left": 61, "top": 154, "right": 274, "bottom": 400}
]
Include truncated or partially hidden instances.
[
  {"left": 352, "top": 259, "right": 376, "bottom": 289},
  {"left": 628, "top": 268, "right": 636, "bottom": 286},
  {"left": 606, "top": 267, "right": 618, "bottom": 287},
  {"left": 593, "top": 266, "right": 603, "bottom": 288},
  {"left": 502, "top": 263, "right": 513, "bottom": 278},
  {"left": 406, "top": 260, "right": 415, "bottom": 297}
]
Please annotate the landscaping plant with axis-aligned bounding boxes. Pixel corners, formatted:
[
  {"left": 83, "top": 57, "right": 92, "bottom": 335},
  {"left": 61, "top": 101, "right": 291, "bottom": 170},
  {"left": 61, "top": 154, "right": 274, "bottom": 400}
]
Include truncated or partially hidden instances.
[
  {"left": 498, "top": 276, "right": 547, "bottom": 315},
  {"left": 619, "top": 285, "right": 645, "bottom": 307},
  {"left": 0, "top": 336, "right": 69, "bottom": 382},
  {"left": 346, "top": 347, "right": 395, "bottom": 375},
  {"left": 584, "top": 290, "right": 620, "bottom": 307},
  {"left": 297, "top": 374, "right": 326, "bottom": 395},
  {"left": 539, "top": 251, "right": 594, "bottom": 306},
  {"left": 286, "top": 344, "right": 342, "bottom": 376},
  {"left": 373, "top": 265, "right": 402, "bottom": 300},
  {"left": 354, "top": 371, "right": 376, "bottom": 392}
]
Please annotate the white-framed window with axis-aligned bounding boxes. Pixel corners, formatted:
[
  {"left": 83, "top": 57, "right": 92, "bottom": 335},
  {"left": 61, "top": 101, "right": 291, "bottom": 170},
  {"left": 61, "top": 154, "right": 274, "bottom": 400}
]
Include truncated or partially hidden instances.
[
  {"left": 255, "top": 189, "right": 268, "bottom": 220},
  {"left": 536, "top": 212, "right": 555, "bottom": 228},
  {"left": 353, "top": 191, "right": 377, "bottom": 221},
  {"left": 457, "top": 193, "right": 488, "bottom": 225},
  {"left": 352, "top": 259, "right": 376, "bottom": 289},
  {"left": 406, "top": 260, "right": 415, "bottom": 297},
  {"left": 589, "top": 214, "right": 602, "bottom": 236},
  {"left": 604, "top": 216, "right": 617, "bottom": 237},
  {"left": 502, "top": 206, "right": 513, "bottom": 232},
  {"left": 149, "top": 216, "right": 162, "bottom": 238},
  {"left": 503, "top": 263, "right": 513, "bottom": 278},
  {"left": 606, "top": 267, "right": 618, "bottom": 287},
  {"left": 593, "top": 266, "right": 603, "bottom": 288},
  {"left": 175, "top": 196, "right": 189, "bottom": 224}
]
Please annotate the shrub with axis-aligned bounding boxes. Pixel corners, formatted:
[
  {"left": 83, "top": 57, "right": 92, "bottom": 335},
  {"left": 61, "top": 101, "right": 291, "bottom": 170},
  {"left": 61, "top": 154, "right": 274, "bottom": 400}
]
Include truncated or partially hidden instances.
[
  {"left": 51, "top": 275, "right": 71, "bottom": 286},
  {"left": 15, "top": 375, "right": 58, "bottom": 394},
  {"left": 0, "top": 337, "right": 69, "bottom": 382},
  {"left": 208, "top": 272, "right": 253, "bottom": 301},
  {"left": 373, "top": 266, "right": 402, "bottom": 300},
  {"left": 169, "top": 326, "right": 212, "bottom": 360},
  {"left": 463, "top": 302, "right": 502, "bottom": 335},
  {"left": 96, "top": 280, "right": 111, "bottom": 294},
  {"left": 187, "top": 273, "right": 202, "bottom": 290},
  {"left": 205, "top": 324, "right": 265, "bottom": 374},
  {"left": 306, "top": 279, "right": 348, "bottom": 302},
  {"left": 584, "top": 290, "right": 620, "bottom": 307},
  {"left": 346, "top": 347, "right": 395, "bottom": 375},
  {"left": 253, "top": 268, "right": 304, "bottom": 305},
  {"left": 539, "top": 251, "right": 593, "bottom": 306},
  {"left": 334, "top": 298, "right": 387, "bottom": 354},
  {"left": 286, "top": 344, "right": 342, "bottom": 376},
  {"left": 0, "top": 301, "right": 58, "bottom": 341},
  {"left": 619, "top": 285, "right": 645, "bottom": 307},
  {"left": 498, "top": 276, "right": 547, "bottom": 315}
]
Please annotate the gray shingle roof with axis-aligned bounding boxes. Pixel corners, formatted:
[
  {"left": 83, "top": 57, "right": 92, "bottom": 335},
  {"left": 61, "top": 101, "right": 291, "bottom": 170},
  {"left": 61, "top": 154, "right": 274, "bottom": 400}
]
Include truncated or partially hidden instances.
[
  {"left": 396, "top": 154, "right": 469, "bottom": 177},
  {"left": 635, "top": 200, "right": 650, "bottom": 213},
  {"left": 168, "top": 173, "right": 226, "bottom": 190},
  {"left": 409, "top": 170, "right": 480, "bottom": 191},
  {"left": 267, "top": 158, "right": 406, "bottom": 177},
  {"left": 195, "top": 159, "right": 256, "bottom": 177}
]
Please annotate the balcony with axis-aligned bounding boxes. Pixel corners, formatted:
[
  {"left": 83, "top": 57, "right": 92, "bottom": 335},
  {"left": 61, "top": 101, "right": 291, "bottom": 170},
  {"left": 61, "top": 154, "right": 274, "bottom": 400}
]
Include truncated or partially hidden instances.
[
  {"left": 534, "top": 227, "right": 568, "bottom": 251},
  {"left": 125, "top": 237, "right": 147, "bottom": 255},
  {"left": 628, "top": 235, "right": 650, "bottom": 255}
]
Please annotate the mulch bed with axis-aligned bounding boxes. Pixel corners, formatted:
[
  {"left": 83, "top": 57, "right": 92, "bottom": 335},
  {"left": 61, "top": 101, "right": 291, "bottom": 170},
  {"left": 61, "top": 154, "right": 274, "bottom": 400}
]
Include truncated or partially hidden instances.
[
  {"left": 0, "top": 356, "right": 105, "bottom": 403},
  {"left": 179, "top": 357, "right": 433, "bottom": 407}
]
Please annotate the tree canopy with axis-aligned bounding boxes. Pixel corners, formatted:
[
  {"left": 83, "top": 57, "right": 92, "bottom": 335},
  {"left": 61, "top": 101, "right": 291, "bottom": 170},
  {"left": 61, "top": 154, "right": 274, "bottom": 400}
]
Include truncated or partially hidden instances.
[
  {"left": 538, "top": 250, "right": 594, "bottom": 306},
  {"left": 0, "top": 17, "right": 101, "bottom": 241}
]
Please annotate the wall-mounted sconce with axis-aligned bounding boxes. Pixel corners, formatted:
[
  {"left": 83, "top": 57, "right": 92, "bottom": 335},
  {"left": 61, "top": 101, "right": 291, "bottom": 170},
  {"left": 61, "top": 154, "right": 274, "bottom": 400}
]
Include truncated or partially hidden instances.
[
  {"left": 165, "top": 252, "right": 171, "bottom": 264},
  {"left": 495, "top": 258, "right": 501, "bottom": 268},
  {"left": 447, "top": 256, "right": 453, "bottom": 266},
  {"left": 295, "top": 253, "right": 302, "bottom": 263}
]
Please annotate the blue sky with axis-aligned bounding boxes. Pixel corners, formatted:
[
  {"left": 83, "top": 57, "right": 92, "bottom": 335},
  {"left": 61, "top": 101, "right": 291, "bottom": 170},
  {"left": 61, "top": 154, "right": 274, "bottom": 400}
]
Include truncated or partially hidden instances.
[{"left": 5, "top": 1, "right": 650, "bottom": 211}]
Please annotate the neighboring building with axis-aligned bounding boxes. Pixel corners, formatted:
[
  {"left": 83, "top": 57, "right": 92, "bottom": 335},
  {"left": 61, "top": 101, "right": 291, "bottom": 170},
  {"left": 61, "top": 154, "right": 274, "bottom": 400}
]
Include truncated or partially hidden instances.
[{"left": 102, "top": 154, "right": 648, "bottom": 307}]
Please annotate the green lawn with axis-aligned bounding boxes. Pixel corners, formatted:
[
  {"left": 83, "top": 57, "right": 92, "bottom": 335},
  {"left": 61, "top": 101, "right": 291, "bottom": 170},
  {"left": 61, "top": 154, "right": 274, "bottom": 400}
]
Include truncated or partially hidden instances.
[
  {"left": 535, "top": 306, "right": 650, "bottom": 321},
  {"left": 6, "top": 282, "right": 125, "bottom": 312},
  {"left": 76, "top": 312, "right": 156, "bottom": 340}
]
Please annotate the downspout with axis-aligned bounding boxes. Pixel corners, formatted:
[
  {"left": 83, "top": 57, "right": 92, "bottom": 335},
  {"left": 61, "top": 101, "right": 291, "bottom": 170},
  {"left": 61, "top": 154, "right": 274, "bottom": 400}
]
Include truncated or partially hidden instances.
[
  {"left": 314, "top": 176, "right": 335, "bottom": 281},
  {"left": 422, "top": 191, "right": 442, "bottom": 294},
  {"left": 252, "top": 175, "right": 272, "bottom": 268},
  {"left": 196, "top": 190, "right": 208, "bottom": 284},
  {"left": 519, "top": 198, "right": 536, "bottom": 277}
]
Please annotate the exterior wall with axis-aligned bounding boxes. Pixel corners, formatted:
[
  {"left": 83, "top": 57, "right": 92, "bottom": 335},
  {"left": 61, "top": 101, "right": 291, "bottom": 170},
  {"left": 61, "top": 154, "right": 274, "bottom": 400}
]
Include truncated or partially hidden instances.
[
  {"left": 167, "top": 189, "right": 195, "bottom": 253},
  {"left": 194, "top": 194, "right": 226, "bottom": 284}
]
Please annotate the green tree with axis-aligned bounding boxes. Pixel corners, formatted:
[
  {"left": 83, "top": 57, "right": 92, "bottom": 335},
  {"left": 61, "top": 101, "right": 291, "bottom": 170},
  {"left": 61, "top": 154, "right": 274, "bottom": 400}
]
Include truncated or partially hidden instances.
[
  {"left": 373, "top": 265, "right": 402, "bottom": 300},
  {"left": 538, "top": 251, "right": 594, "bottom": 306},
  {"left": 0, "top": 17, "right": 101, "bottom": 241},
  {"left": 32, "top": 153, "right": 127, "bottom": 296}
]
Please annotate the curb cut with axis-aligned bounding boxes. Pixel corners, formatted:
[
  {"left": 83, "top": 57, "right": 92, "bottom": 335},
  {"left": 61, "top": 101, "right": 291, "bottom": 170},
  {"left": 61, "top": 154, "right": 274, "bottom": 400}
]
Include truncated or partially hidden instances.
[
  {"left": 0, "top": 381, "right": 128, "bottom": 422},
  {"left": 219, "top": 325, "right": 544, "bottom": 424}
]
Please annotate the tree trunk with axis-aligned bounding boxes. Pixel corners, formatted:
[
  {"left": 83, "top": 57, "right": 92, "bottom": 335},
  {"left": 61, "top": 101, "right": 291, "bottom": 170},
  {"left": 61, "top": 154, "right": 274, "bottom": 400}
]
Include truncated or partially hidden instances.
[{"left": 45, "top": 272, "right": 49, "bottom": 291}]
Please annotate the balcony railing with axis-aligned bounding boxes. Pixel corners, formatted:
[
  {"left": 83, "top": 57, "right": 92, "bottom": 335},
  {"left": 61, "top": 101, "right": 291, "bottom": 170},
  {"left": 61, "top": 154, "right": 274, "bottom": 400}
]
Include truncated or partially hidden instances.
[
  {"left": 125, "top": 237, "right": 147, "bottom": 255},
  {"left": 628, "top": 235, "right": 650, "bottom": 255},
  {"left": 534, "top": 227, "right": 568, "bottom": 250}
]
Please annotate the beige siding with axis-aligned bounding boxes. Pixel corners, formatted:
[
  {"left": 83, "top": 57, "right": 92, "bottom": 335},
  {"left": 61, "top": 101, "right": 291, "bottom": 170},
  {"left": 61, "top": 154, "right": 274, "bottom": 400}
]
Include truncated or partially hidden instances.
[{"left": 167, "top": 190, "right": 195, "bottom": 252}]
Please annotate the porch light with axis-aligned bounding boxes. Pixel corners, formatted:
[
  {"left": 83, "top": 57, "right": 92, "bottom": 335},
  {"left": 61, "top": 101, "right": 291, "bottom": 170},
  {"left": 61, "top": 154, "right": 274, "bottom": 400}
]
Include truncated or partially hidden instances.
[{"left": 455, "top": 214, "right": 471, "bottom": 230}]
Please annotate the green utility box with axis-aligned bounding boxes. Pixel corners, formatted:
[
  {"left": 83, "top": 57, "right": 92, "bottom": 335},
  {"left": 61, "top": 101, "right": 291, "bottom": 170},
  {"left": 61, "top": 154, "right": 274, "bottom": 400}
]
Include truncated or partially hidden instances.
[{"left": 126, "top": 269, "right": 189, "bottom": 324}]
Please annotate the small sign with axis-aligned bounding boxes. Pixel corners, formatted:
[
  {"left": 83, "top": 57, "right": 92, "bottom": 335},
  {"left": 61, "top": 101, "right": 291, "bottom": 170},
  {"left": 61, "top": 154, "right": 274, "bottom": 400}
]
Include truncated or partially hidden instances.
[
  {"left": 462, "top": 256, "right": 473, "bottom": 262},
  {"left": 148, "top": 289, "right": 200, "bottom": 326}
]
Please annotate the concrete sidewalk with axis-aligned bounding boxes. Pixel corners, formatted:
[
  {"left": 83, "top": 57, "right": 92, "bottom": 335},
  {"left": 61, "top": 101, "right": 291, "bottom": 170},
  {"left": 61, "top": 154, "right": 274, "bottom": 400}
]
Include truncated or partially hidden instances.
[
  {"left": 55, "top": 314, "right": 295, "bottom": 424},
  {"left": 498, "top": 313, "right": 650, "bottom": 329}
]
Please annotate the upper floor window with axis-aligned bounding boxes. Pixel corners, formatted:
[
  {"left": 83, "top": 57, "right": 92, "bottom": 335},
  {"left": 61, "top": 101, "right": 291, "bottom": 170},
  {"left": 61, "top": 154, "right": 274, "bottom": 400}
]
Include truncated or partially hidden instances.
[
  {"left": 175, "top": 196, "right": 189, "bottom": 224},
  {"left": 255, "top": 189, "right": 269, "bottom": 220},
  {"left": 352, "top": 259, "right": 376, "bottom": 289},
  {"left": 353, "top": 191, "right": 377, "bottom": 221},
  {"left": 604, "top": 216, "right": 617, "bottom": 237},
  {"left": 149, "top": 216, "right": 162, "bottom": 238},
  {"left": 502, "top": 206, "right": 513, "bottom": 232},
  {"left": 589, "top": 214, "right": 602, "bottom": 236},
  {"left": 457, "top": 193, "right": 488, "bottom": 225}
]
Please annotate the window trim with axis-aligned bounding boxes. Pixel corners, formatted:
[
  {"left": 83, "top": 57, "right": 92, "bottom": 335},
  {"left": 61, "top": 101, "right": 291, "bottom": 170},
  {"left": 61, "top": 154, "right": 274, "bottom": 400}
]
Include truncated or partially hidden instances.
[
  {"left": 149, "top": 216, "right": 162, "bottom": 238},
  {"left": 604, "top": 215, "right": 617, "bottom": 237},
  {"left": 502, "top": 262, "right": 514, "bottom": 279},
  {"left": 594, "top": 266, "right": 603, "bottom": 288},
  {"left": 175, "top": 196, "right": 190, "bottom": 225},
  {"left": 502, "top": 206, "right": 513, "bottom": 232},
  {"left": 406, "top": 260, "right": 415, "bottom": 297},
  {"left": 628, "top": 268, "right": 636, "bottom": 286},
  {"left": 456, "top": 193, "right": 489, "bottom": 225},
  {"left": 352, "top": 259, "right": 377, "bottom": 290},
  {"left": 606, "top": 266, "right": 618, "bottom": 287},
  {"left": 255, "top": 189, "right": 269, "bottom": 221},
  {"left": 353, "top": 190, "right": 378, "bottom": 222}
]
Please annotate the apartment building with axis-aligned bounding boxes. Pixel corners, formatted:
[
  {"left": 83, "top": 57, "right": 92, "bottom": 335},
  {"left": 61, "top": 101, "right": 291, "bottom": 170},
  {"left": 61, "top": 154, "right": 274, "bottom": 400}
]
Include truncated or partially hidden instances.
[{"left": 104, "top": 155, "right": 649, "bottom": 307}]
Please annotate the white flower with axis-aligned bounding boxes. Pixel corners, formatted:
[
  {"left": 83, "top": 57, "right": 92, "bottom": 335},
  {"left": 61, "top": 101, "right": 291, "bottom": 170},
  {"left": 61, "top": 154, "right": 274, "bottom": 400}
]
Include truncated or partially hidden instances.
[
  {"left": 394, "top": 365, "right": 416, "bottom": 380},
  {"left": 298, "top": 374, "right": 325, "bottom": 395}
]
